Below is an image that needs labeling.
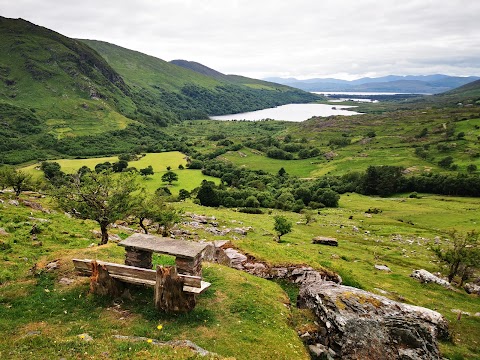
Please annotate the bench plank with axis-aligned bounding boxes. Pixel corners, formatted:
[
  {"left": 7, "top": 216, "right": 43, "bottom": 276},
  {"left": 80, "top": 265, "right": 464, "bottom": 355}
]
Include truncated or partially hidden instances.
[
  {"left": 73, "top": 259, "right": 203, "bottom": 289},
  {"left": 184, "top": 281, "right": 211, "bottom": 294}
]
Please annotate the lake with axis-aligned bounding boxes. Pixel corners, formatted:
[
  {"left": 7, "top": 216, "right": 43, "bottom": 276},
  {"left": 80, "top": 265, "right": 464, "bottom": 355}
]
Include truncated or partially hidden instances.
[{"left": 209, "top": 103, "right": 361, "bottom": 122}]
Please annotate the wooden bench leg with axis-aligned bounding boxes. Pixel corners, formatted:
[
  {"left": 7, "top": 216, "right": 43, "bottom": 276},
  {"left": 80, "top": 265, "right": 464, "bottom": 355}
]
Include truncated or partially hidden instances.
[
  {"left": 154, "top": 266, "right": 196, "bottom": 313},
  {"left": 90, "top": 261, "right": 124, "bottom": 298}
]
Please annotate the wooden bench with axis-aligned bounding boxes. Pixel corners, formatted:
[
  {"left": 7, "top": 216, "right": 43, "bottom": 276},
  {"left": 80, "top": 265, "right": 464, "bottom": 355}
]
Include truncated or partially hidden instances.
[{"left": 73, "top": 259, "right": 211, "bottom": 295}]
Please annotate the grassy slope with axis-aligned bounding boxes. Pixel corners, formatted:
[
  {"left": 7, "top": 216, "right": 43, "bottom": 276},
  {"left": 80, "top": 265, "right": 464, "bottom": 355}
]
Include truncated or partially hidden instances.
[
  {"left": 0, "top": 194, "right": 308, "bottom": 360},
  {"left": 83, "top": 41, "right": 221, "bottom": 93},
  {"left": 0, "top": 17, "right": 137, "bottom": 133},
  {"left": 2, "top": 152, "right": 480, "bottom": 358}
]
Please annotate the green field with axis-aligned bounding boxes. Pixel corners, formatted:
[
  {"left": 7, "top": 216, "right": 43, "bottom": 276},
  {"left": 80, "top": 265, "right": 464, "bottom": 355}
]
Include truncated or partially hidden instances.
[{"left": 22, "top": 152, "right": 220, "bottom": 194}]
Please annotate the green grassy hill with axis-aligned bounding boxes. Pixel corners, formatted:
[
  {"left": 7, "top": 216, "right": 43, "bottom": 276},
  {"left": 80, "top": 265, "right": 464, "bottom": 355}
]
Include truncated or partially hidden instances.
[
  {"left": 82, "top": 40, "right": 320, "bottom": 118},
  {"left": 0, "top": 16, "right": 320, "bottom": 165}
]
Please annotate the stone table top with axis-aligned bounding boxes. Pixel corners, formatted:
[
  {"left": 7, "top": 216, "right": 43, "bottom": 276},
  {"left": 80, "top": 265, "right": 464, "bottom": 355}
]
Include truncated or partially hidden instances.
[{"left": 118, "top": 233, "right": 207, "bottom": 260}]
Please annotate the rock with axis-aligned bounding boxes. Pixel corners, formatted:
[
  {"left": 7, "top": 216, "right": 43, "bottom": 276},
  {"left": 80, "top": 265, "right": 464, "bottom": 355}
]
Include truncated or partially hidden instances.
[
  {"left": 109, "top": 233, "right": 122, "bottom": 243},
  {"left": 59, "top": 277, "right": 75, "bottom": 285},
  {"left": 352, "top": 226, "right": 359, "bottom": 232},
  {"left": 451, "top": 309, "right": 471, "bottom": 316},
  {"left": 0, "top": 228, "right": 9, "bottom": 236},
  {"left": 374, "top": 264, "right": 391, "bottom": 272},
  {"left": 217, "top": 248, "right": 248, "bottom": 270},
  {"left": 410, "top": 269, "right": 452, "bottom": 289},
  {"left": 21, "top": 199, "right": 45, "bottom": 212},
  {"left": 474, "top": 313, "right": 480, "bottom": 317},
  {"left": 464, "top": 282, "right": 480, "bottom": 295},
  {"left": 8, "top": 199, "right": 19, "bottom": 206},
  {"left": 298, "top": 281, "right": 449, "bottom": 360},
  {"left": 243, "top": 262, "right": 268, "bottom": 276},
  {"left": 45, "top": 260, "right": 60, "bottom": 271},
  {"left": 312, "top": 237, "right": 338, "bottom": 246},
  {"left": 309, "top": 343, "right": 335, "bottom": 360},
  {"left": 232, "top": 227, "right": 252, "bottom": 235}
]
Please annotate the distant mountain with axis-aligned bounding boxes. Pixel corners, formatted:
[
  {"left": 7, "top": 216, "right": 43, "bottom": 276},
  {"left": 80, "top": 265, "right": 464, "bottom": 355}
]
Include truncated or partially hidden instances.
[{"left": 264, "top": 75, "right": 480, "bottom": 94}]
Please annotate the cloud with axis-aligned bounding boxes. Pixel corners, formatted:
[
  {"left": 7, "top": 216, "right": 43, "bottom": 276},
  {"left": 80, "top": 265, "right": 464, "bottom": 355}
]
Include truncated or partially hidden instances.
[{"left": 1, "top": 0, "right": 480, "bottom": 79}]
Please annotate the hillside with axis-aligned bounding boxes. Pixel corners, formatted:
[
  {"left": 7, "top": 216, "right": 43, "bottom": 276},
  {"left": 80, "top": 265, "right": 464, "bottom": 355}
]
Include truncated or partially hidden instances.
[
  {"left": 0, "top": 17, "right": 320, "bottom": 164},
  {"left": 83, "top": 40, "right": 320, "bottom": 118},
  {"left": 0, "top": 16, "right": 142, "bottom": 164}
]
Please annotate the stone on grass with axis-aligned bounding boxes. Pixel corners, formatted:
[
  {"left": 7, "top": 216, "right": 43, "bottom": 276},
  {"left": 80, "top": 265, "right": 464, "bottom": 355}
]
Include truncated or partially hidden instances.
[
  {"left": 312, "top": 236, "right": 338, "bottom": 246},
  {"left": 0, "top": 228, "right": 9, "bottom": 236},
  {"left": 410, "top": 269, "right": 452, "bottom": 289},
  {"left": 464, "top": 282, "right": 480, "bottom": 295},
  {"left": 298, "top": 281, "right": 449, "bottom": 360},
  {"left": 374, "top": 264, "right": 391, "bottom": 272}
]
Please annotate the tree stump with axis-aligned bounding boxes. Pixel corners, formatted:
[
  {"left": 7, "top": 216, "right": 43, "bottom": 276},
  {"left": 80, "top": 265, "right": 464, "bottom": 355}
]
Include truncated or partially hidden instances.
[
  {"left": 90, "top": 261, "right": 124, "bottom": 298},
  {"left": 154, "top": 266, "right": 196, "bottom": 313}
]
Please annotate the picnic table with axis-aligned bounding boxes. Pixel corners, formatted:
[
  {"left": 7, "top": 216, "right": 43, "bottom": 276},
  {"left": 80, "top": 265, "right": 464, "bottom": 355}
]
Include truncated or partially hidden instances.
[
  {"left": 73, "top": 233, "right": 211, "bottom": 312},
  {"left": 118, "top": 233, "right": 207, "bottom": 276}
]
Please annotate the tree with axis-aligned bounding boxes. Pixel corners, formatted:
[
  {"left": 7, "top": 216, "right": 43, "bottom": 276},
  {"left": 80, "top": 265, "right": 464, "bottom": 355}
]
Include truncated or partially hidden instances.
[
  {"left": 178, "top": 189, "right": 190, "bottom": 201},
  {"left": 196, "top": 180, "right": 219, "bottom": 207},
  {"left": 432, "top": 230, "right": 479, "bottom": 285},
  {"left": 438, "top": 156, "right": 454, "bottom": 169},
  {"left": 139, "top": 165, "right": 154, "bottom": 176},
  {"left": 3, "top": 167, "right": 35, "bottom": 196},
  {"left": 162, "top": 171, "right": 178, "bottom": 185},
  {"left": 467, "top": 164, "right": 477, "bottom": 174},
  {"left": 273, "top": 215, "right": 292, "bottom": 242},
  {"left": 133, "top": 194, "right": 181, "bottom": 235},
  {"left": 278, "top": 167, "right": 287, "bottom": 177},
  {"left": 54, "top": 171, "right": 140, "bottom": 245}
]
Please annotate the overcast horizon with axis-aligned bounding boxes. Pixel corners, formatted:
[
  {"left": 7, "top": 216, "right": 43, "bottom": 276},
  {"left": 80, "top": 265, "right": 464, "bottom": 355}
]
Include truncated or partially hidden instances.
[{"left": 2, "top": 0, "right": 480, "bottom": 81}]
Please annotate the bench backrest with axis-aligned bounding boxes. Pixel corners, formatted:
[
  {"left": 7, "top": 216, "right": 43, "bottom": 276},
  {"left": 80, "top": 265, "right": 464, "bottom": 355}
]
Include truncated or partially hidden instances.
[{"left": 73, "top": 258, "right": 201, "bottom": 287}]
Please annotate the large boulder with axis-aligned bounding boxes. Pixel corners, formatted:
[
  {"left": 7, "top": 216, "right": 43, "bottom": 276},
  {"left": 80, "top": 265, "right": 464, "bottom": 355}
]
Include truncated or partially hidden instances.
[{"left": 298, "top": 281, "right": 449, "bottom": 360}]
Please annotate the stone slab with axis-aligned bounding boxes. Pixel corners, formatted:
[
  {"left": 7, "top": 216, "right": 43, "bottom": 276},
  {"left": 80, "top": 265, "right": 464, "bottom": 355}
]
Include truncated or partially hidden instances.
[{"left": 119, "top": 233, "right": 207, "bottom": 260}]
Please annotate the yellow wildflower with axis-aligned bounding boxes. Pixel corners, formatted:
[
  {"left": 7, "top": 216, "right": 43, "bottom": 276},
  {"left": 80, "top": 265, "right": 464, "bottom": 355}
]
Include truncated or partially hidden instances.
[
  {"left": 147, "top": 339, "right": 153, "bottom": 343},
  {"left": 157, "top": 324, "right": 163, "bottom": 330}
]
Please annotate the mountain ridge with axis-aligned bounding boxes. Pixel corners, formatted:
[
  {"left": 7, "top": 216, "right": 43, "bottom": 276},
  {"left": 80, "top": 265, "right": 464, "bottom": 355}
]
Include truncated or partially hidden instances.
[{"left": 265, "top": 74, "right": 480, "bottom": 93}]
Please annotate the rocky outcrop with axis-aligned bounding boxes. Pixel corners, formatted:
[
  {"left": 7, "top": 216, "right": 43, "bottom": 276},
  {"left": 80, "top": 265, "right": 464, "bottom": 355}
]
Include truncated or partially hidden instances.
[
  {"left": 464, "top": 282, "right": 480, "bottom": 295},
  {"left": 297, "top": 281, "right": 449, "bottom": 360},
  {"left": 410, "top": 269, "right": 452, "bottom": 289}
]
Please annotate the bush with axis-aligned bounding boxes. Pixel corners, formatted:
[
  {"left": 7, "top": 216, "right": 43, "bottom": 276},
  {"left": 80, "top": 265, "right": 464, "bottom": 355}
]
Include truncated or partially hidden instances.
[{"left": 239, "top": 207, "right": 263, "bottom": 214}]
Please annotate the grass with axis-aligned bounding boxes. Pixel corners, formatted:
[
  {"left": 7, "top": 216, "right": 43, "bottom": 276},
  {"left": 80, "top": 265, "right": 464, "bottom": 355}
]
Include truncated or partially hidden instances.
[
  {"left": 1, "top": 181, "right": 479, "bottom": 358},
  {"left": 0, "top": 193, "right": 308, "bottom": 359}
]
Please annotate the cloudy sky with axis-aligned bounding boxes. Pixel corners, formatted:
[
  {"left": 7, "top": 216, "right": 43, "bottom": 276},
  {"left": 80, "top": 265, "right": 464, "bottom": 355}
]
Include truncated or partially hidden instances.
[{"left": 2, "top": 0, "right": 480, "bottom": 80}]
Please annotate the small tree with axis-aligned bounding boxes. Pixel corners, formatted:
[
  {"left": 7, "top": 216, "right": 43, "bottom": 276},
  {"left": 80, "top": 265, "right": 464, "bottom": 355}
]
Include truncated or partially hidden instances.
[
  {"left": 133, "top": 194, "right": 181, "bottom": 235},
  {"left": 467, "top": 164, "right": 477, "bottom": 174},
  {"left": 162, "top": 171, "right": 178, "bottom": 185},
  {"left": 3, "top": 167, "right": 34, "bottom": 196},
  {"left": 432, "top": 230, "right": 479, "bottom": 285},
  {"left": 178, "top": 189, "right": 190, "bottom": 201},
  {"left": 273, "top": 215, "right": 292, "bottom": 242},
  {"left": 54, "top": 171, "right": 140, "bottom": 245},
  {"left": 139, "top": 165, "right": 154, "bottom": 176}
]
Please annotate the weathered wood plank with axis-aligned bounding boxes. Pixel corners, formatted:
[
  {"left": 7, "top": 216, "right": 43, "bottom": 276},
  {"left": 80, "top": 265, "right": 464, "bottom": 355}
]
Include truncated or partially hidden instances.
[
  {"left": 183, "top": 281, "right": 211, "bottom": 295},
  {"left": 73, "top": 259, "right": 202, "bottom": 287},
  {"left": 118, "top": 233, "right": 207, "bottom": 260}
]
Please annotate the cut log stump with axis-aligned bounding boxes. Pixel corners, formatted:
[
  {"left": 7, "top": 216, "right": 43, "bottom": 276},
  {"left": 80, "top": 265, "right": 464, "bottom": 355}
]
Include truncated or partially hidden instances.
[
  {"left": 154, "top": 266, "right": 196, "bottom": 313},
  {"left": 90, "top": 261, "right": 124, "bottom": 298}
]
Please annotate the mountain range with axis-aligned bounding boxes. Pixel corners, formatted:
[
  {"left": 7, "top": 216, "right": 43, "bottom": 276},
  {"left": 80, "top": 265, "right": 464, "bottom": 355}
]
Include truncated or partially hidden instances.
[{"left": 264, "top": 75, "right": 480, "bottom": 94}]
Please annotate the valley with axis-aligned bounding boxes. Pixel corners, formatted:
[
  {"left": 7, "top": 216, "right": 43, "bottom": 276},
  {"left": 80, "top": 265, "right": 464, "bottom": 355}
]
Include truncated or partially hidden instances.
[{"left": 0, "top": 15, "right": 479, "bottom": 360}]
